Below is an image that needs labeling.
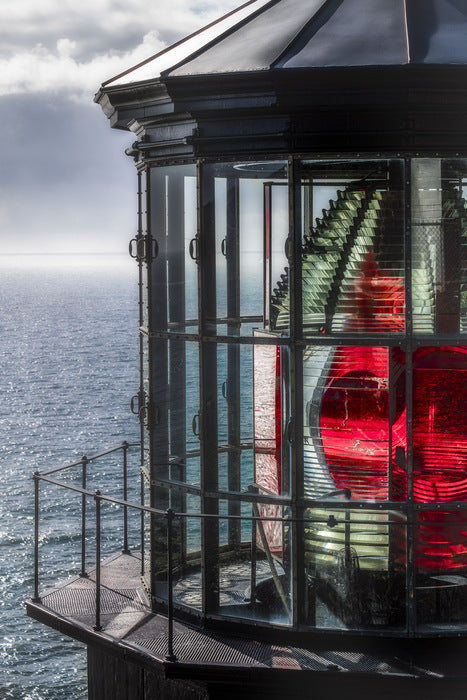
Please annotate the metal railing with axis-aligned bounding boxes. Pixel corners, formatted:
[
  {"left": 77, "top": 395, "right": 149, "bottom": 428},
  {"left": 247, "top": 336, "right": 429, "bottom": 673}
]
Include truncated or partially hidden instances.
[
  {"left": 32, "top": 446, "right": 387, "bottom": 661},
  {"left": 33, "top": 441, "right": 139, "bottom": 593},
  {"left": 31, "top": 441, "right": 293, "bottom": 661}
]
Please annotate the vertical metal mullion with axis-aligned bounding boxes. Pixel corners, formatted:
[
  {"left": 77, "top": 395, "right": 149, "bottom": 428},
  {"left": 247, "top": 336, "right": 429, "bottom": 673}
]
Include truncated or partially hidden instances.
[
  {"left": 139, "top": 167, "right": 149, "bottom": 581},
  {"left": 137, "top": 170, "right": 145, "bottom": 463},
  {"left": 405, "top": 157, "right": 416, "bottom": 636},
  {"left": 148, "top": 167, "right": 170, "bottom": 605},
  {"left": 137, "top": 170, "right": 147, "bottom": 576},
  {"left": 289, "top": 156, "right": 304, "bottom": 629},
  {"left": 226, "top": 176, "right": 241, "bottom": 548},
  {"left": 388, "top": 348, "right": 395, "bottom": 502},
  {"left": 167, "top": 172, "right": 187, "bottom": 567},
  {"left": 33, "top": 473, "right": 41, "bottom": 602},
  {"left": 198, "top": 161, "right": 219, "bottom": 617},
  {"left": 263, "top": 183, "right": 272, "bottom": 327}
]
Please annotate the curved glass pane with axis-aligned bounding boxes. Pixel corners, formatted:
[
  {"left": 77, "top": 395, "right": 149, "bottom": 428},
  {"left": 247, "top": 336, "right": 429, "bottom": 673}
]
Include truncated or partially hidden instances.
[
  {"left": 302, "top": 344, "right": 405, "bottom": 502},
  {"left": 149, "top": 164, "right": 198, "bottom": 334},
  {"left": 272, "top": 160, "right": 405, "bottom": 336},
  {"left": 411, "top": 346, "right": 467, "bottom": 503},
  {"left": 204, "top": 161, "right": 289, "bottom": 336},
  {"left": 416, "top": 509, "right": 467, "bottom": 632},
  {"left": 304, "top": 508, "right": 406, "bottom": 631},
  {"left": 412, "top": 158, "right": 467, "bottom": 335}
]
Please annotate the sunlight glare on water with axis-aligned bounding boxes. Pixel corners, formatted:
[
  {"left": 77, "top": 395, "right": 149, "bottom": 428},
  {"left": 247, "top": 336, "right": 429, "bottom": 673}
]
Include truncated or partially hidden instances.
[{"left": 1, "top": 254, "right": 140, "bottom": 698}]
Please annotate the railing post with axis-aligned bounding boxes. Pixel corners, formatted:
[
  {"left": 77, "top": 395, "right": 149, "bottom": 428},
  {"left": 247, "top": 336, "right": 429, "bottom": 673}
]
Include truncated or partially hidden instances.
[
  {"left": 248, "top": 485, "right": 257, "bottom": 603},
  {"left": 80, "top": 456, "right": 89, "bottom": 578},
  {"left": 249, "top": 513, "right": 257, "bottom": 603},
  {"left": 93, "top": 490, "right": 102, "bottom": 632},
  {"left": 140, "top": 469, "right": 145, "bottom": 577},
  {"left": 32, "top": 472, "right": 41, "bottom": 603},
  {"left": 165, "top": 508, "right": 177, "bottom": 662},
  {"left": 121, "top": 441, "right": 130, "bottom": 554}
]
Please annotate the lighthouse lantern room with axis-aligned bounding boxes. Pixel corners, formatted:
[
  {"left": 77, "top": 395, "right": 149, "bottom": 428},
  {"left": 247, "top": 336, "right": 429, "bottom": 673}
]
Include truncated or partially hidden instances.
[{"left": 28, "top": 2, "right": 467, "bottom": 698}]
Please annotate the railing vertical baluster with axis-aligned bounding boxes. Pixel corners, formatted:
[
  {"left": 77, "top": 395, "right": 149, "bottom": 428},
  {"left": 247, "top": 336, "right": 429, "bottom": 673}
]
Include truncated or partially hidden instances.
[
  {"left": 248, "top": 486, "right": 257, "bottom": 603},
  {"left": 121, "top": 441, "right": 130, "bottom": 554},
  {"left": 250, "top": 513, "right": 257, "bottom": 604},
  {"left": 80, "top": 456, "right": 89, "bottom": 578},
  {"left": 93, "top": 490, "right": 102, "bottom": 631},
  {"left": 33, "top": 472, "right": 41, "bottom": 603},
  {"left": 165, "top": 508, "right": 177, "bottom": 662},
  {"left": 140, "top": 468, "right": 145, "bottom": 577}
]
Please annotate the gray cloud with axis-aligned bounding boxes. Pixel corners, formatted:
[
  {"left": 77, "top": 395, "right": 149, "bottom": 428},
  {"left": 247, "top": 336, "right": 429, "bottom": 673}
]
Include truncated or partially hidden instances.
[
  {"left": 0, "top": 94, "right": 135, "bottom": 253},
  {"left": 0, "top": 1, "right": 240, "bottom": 64},
  {"left": 0, "top": 1, "right": 240, "bottom": 98},
  {"left": 0, "top": 1, "right": 241, "bottom": 253}
]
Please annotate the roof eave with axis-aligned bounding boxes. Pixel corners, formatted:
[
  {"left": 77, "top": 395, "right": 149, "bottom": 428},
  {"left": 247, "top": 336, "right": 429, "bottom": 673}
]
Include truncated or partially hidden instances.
[{"left": 94, "top": 78, "right": 173, "bottom": 131}]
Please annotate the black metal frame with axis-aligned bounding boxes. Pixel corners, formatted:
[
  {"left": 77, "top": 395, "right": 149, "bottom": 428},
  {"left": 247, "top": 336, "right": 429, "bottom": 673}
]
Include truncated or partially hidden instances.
[{"left": 134, "top": 151, "right": 466, "bottom": 639}]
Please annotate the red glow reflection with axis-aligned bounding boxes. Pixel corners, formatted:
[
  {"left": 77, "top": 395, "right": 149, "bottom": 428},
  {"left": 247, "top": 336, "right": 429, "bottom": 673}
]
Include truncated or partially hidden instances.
[
  {"left": 318, "top": 258, "right": 466, "bottom": 571},
  {"left": 254, "top": 341, "right": 283, "bottom": 555},
  {"left": 321, "top": 346, "right": 394, "bottom": 500},
  {"left": 321, "top": 346, "right": 467, "bottom": 570},
  {"left": 320, "top": 351, "right": 466, "bottom": 497}
]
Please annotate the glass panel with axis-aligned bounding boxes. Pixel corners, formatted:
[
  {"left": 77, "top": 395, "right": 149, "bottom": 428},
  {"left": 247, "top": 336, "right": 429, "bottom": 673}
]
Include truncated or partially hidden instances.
[
  {"left": 215, "top": 176, "right": 228, "bottom": 323},
  {"left": 204, "top": 161, "right": 288, "bottom": 336},
  {"left": 155, "top": 493, "right": 202, "bottom": 608},
  {"left": 303, "top": 344, "right": 406, "bottom": 502},
  {"left": 217, "top": 503, "right": 292, "bottom": 626},
  {"left": 151, "top": 339, "right": 200, "bottom": 487},
  {"left": 415, "top": 509, "right": 467, "bottom": 631},
  {"left": 304, "top": 508, "right": 406, "bottom": 631},
  {"left": 152, "top": 491, "right": 169, "bottom": 601},
  {"left": 149, "top": 164, "right": 198, "bottom": 334},
  {"left": 216, "top": 341, "right": 281, "bottom": 494},
  {"left": 271, "top": 160, "right": 405, "bottom": 336},
  {"left": 412, "top": 346, "right": 467, "bottom": 503},
  {"left": 168, "top": 338, "right": 187, "bottom": 485},
  {"left": 412, "top": 158, "right": 467, "bottom": 335},
  {"left": 253, "top": 338, "right": 291, "bottom": 499},
  {"left": 185, "top": 342, "right": 200, "bottom": 486},
  {"left": 142, "top": 470, "right": 151, "bottom": 591},
  {"left": 173, "top": 495, "right": 202, "bottom": 612}
]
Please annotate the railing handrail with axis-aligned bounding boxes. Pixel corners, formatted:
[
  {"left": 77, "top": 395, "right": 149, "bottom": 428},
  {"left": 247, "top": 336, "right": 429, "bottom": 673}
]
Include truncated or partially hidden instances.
[
  {"left": 33, "top": 441, "right": 356, "bottom": 667},
  {"left": 33, "top": 441, "right": 467, "bottom": 664},
  {"left": 35, "top": 471, "right": 408, "bottom": 526},
  {"left": 41, "top": 441, "right": 140, "bottom": 477}
]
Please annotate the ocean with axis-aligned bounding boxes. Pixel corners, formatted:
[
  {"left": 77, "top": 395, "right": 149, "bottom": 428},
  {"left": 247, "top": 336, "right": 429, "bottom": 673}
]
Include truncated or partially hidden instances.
[{"left": 1, "top": 255, "right": 141, "bottom": 698}]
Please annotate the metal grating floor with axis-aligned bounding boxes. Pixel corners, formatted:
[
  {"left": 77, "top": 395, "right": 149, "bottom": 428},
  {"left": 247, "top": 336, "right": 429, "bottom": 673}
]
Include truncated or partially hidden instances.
[
  {"left": 42, "top": 587, "right": 148, "bottom": 616},
  {"left": 138, "top": 631, "right": 273, "bottom": 667},
  {"left": 135, "top": 630, "right": 405, "bottom": 674},
  {"left": 29, "top": 552, "right": 466, "bottom": 684}
]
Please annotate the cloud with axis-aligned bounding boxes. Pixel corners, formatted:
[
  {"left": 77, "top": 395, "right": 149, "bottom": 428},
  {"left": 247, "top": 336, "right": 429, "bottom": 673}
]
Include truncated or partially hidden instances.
[
  {"left": 0, "top": 31, "right": 167, "bottom": 100},
  {"left": 0, "top": 93, "right": 135, "bottom": 253},
  {"left": 0, "top": 1, "right": 243, "bottom": 255},
  {"left": 0, "top": 0, "right": 240, "bottom": 99}
]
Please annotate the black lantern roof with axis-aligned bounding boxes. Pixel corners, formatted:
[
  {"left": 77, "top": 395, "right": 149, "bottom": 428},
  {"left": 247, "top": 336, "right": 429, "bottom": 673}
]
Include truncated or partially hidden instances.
[
  {"left": 96, "top": 0, "right": 467, "bottom": 157},
  {"left": 104, "top": 0, "right": 467, "bottom": 85},
  {"left": 166, "top": 0, "right": 467, "bottom": 76}
]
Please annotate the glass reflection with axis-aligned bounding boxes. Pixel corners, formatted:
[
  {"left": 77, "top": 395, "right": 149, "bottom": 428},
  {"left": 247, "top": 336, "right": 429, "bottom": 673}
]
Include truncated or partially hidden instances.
[
  {"left": 305, "top": 509, "right": 406, "bottom": 630},
  {"left": 217, "top": 508, "right": 292, "bottom": 626},
  {"left": 271, "top": 160, "right": 405, "bottom": 335},
  {"left": 412, "top": 158, "right": 467, "bottom": 335},
  {"left": 146, "top": 158, "right": 466, "bottom": 634},
  {"left": 149, "top": 165, "right": 198, "bottom": 334},
  {"left": 416, "top": 510, "right": 467, "bottom": 629},
  {"left": 205, "top": 161, "right": 288, "bottom": 336}
]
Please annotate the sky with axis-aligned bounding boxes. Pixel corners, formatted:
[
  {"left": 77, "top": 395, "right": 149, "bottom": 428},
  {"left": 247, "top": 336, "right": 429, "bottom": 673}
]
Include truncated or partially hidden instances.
[{"left": 0, "top": 0, "right": 241, "bottom": 255}]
